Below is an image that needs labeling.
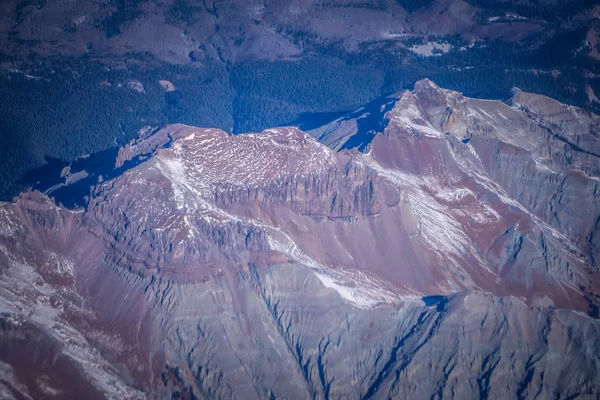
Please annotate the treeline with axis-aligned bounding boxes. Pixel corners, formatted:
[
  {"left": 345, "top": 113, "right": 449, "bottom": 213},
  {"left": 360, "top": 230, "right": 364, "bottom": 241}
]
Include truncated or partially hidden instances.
[
  {"left": 229, "top": 57, "right": 384, "bottom": 133},
  {"left": 1, "top": 34, "right": 598, "bottom": 200},
  {"left": 465, "top": 0, "right": 598, "bottom": 22},
  {"left": 0, "top": 61, "right": 234, "bottom": 200}
]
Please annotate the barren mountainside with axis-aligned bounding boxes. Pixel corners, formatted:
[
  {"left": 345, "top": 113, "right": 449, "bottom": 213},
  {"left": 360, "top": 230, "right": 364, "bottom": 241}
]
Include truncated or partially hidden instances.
[{"left": 1, "top": 80, "right": 600, "bottom": 399}]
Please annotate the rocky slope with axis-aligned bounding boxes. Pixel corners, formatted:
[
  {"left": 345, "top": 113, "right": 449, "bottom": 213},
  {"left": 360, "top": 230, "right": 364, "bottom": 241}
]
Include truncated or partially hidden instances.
[{"left": 1, "top": 80, "right": 600, "bottom": 399}]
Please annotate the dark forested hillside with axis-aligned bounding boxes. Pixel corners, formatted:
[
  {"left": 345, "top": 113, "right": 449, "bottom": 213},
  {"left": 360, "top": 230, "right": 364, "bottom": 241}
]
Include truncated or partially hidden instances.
[
  {"left": 1, "top": 0, "right": 599, "bottom": 200},
  {"left": 2, "top": 42, "right": 600, "bottom": 200}
]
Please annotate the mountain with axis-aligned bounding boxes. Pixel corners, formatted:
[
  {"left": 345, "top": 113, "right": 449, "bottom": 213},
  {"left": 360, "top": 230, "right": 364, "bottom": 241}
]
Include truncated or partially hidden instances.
[
  {"left": 1, "top": 0, "right": 600, "bottom": 201},
  {"left": 0, "top": 80, "right": 599, "bottom": 399},
  {"left": 2, "top": 0, "right": 598, "bottom": 63}
]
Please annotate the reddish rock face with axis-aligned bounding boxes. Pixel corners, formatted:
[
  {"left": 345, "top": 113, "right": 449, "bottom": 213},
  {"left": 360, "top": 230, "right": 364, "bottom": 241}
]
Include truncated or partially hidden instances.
[{"left": 1, "top": 81, "right": 599, "bottom": 399}]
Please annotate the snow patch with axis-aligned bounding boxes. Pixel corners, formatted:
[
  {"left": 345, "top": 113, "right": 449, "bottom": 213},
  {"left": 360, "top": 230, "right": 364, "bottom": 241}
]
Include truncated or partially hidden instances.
[{"left": 410, "top": 42, "right": 452, "bottom": 57}]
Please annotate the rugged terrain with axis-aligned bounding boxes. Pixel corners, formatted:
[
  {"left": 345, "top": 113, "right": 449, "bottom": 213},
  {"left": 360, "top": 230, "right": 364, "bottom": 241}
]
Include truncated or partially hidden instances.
[
  {"left": 1, "top": 80, "right": 600, "bottom": 399},
  {"left": 2, "top": 0, "right": 600, "bottom": 201},
  {"left": 1, "top": 0, "right": 598, "bottom": 63}
]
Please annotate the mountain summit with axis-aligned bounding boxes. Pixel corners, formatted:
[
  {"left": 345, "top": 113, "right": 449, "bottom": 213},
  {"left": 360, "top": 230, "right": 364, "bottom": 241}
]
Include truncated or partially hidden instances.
[{"left": 1, "top": 81, "right": 599, "bottom": 399}]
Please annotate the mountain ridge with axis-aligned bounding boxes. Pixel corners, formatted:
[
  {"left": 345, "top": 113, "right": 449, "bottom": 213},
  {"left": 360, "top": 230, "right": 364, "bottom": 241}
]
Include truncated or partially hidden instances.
[{"left": 1, "top": 79, "right": 599, "bottom": 398}]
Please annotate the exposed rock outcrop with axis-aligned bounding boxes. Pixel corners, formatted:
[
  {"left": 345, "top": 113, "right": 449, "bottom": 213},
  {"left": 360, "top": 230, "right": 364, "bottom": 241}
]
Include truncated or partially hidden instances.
[{"left": 1, "top": 81, "right": 599, "bottom": 399}]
